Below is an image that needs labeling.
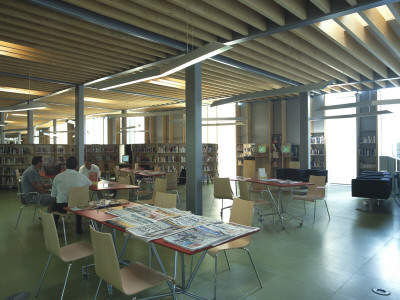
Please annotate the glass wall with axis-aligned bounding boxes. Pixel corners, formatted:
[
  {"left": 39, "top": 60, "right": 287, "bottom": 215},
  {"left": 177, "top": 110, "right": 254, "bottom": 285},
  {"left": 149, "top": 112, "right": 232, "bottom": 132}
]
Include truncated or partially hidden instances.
[
  {"left": 377, "top": 87, "right": 400, "bottom": 157},
  {"left": 126, "top": 116, "right": 145, "bottom": 144},
  {"left": 86, "top": 117, "right": 108, "bottom": 144}
]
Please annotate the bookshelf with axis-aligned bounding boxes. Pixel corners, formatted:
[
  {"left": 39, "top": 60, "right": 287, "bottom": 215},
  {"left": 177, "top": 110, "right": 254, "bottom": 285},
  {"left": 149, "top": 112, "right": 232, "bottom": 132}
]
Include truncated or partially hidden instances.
[
  {"left": 130, "top": 143, "right": 218, "bottom": 183},
  {"left": 84, "top": 144, "right": 120, "bottom": 167},
  {"left": 310, "top": 132, "right": 325, "bottom": 169},
  {"left": 236, "top": 143, "right": 244, "bottom": 176},
  {"left": 358, "top": 130, "right": 377, "bottom": 172},
  {"left": 271, "top": 134, "right": 282, "bottom": 176}
]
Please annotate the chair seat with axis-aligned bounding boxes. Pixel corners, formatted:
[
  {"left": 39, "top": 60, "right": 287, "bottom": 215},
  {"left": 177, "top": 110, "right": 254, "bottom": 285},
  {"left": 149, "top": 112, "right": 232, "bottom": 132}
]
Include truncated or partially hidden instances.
[
  {"left": 59, "top": 241, "right": 94, "bottom": 262},
  {"left": 207, "top": 236, "right": 251, "bottom": 257},
  {"left": 120, "top": 262, "right": 172, "bottom": 295}
]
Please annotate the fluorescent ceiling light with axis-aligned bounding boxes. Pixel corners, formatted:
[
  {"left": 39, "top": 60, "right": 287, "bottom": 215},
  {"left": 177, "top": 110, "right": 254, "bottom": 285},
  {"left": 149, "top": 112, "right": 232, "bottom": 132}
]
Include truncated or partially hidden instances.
[
  {"left": 211, "top": 80, "right": 334, "bottom": 107},
  {"left": 202, "top": 122, "right": 245, "bottom": 126},
  {"left": 316, "top": 98, "right": 400, "bottom": 111},
  {"left": 0, "top": 122, "right": 6, "bottom": 126},
  {"left": 120, "top": 125, "right": 141, "bottom": 130},
  {"left": 0, "top": 102, "right": 49, "bottom": 112},
  {"left": 117, "top": 129, "right": 150, "bottom": 133},
  {"left": 96, "top": 42, "right": 232, "bottom": 90},
  {"left": 0, "top": 86, "right": 49, "bottom": 96},
  {"left": 309, "top": 110, "right": 392, "bottom": 121},
  {"left": 107, "top": 109, "right": 185, "bottom": 118},
  {"left": 148, "top": 78, "right": 185, "bottom": 89}
]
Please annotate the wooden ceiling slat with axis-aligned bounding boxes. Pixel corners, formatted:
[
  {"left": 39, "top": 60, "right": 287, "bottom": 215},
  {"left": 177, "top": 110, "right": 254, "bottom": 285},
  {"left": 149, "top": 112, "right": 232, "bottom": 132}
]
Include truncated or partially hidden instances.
[
  {"left": 65, "top": 0, "right": 204, "bottom": 47},
  {"left": 202, "top": 0, "right": 266, "bottom": 31},
  {"left": 293, "top": 27, "right": 374, "bottom": 80},
  {"left": 313, "top": 20, "right": 388, "bottom": 79},
  {"left": 310, "top": 0, "right": 330, "bottom": 14},
  {"left": 2, "top": 0, "right": 175, "bottom": 57},
  {"left": 359, "top": 8, "right": 400, "bottom": 60},
  {"left": 257, "top": 36, "right": 348, "bottom": 83},
  {"left": 273, "top": 31, "right": 361, "bottom": 82},
  {"left": 169, "top": 0, "right": 249, "bottom": 36},
  {"left": 335, "top": 15, "right": 400, "bottom": 76},
  {"left": 134, "top": 0, "right": 232, "bottom": 40},
  {"left": 96, "top": 0, "right": 217, "bottom": 43},
  {"left": 273, "top": 0, "right": 308, "bottom": 20},
  {"left": 239, "top": 0, "right": 285, "bottom": 26}
]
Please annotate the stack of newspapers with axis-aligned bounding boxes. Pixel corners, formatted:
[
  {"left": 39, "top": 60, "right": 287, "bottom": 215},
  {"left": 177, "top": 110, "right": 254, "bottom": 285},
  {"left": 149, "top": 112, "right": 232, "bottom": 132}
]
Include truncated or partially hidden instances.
[{"left": 105, "top": 204, "right": 258, "bottom": 251}]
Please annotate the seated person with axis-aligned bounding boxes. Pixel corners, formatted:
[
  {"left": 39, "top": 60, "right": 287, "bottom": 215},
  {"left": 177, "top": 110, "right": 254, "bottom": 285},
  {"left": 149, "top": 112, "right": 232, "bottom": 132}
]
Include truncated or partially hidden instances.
[
  {"left": 21, "top": 156, "right": 54, "bottom": 208},
  {"left": 51, "top": 156, "right": 92, "bottom": 234},
  {"left": 79, "top": 157, "right": 100, "bottom": 181}
]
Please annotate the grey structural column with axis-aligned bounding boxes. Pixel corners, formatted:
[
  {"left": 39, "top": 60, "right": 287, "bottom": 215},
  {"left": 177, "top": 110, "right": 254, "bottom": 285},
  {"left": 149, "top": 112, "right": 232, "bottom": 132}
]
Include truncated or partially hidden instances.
[
  {"left": 27, "top": 110, "right": 34, "bottom": 144},
  {"left": 185, "top": 63, "right": 203, "bottom": 215},
  {"left": 110, "top": 117, "right": 116, "bottom": 144},
  {"left": 0, "top": 112, "right": 5, "bottom": 143},
  {"left": 299, "top": 91, "right": 310, "bottom": 169},
  {"left": 75, "top": 84, "right": 85, "bottom": 167},
  {"left": 53, "top": 119, "right": 57, "bottom": 144},
  {"left": 121, "top": 110, "right": 127, "bottom": 145}
]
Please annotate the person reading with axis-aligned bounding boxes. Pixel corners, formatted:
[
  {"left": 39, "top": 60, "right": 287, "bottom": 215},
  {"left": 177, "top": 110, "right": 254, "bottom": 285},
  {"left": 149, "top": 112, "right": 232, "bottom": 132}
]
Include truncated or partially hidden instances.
[
  {"left": 20, "top": 156, "right": 54, "bottom": 208},
  {"left": 51, "top": 156, "right": 92, "bottom": 234},
  {"left": 79, "top": 156, "right": 100, "bottom": 180}
]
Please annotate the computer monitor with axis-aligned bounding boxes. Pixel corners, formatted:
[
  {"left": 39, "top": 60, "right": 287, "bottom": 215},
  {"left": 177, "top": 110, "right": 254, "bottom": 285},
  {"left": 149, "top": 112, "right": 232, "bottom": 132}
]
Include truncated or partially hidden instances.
[
  {"left": 122, "top": 155, "right": 130, "bottom": 163},
  {"left": 282, "top": 144, "right": 291, "bottom": 154}
]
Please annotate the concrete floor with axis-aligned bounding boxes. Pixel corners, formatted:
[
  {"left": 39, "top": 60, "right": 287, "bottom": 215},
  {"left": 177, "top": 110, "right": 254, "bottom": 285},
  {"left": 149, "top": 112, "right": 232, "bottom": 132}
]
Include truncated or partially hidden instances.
[{"left": 1, "top": 183, "right": 400, "bottom": 300}]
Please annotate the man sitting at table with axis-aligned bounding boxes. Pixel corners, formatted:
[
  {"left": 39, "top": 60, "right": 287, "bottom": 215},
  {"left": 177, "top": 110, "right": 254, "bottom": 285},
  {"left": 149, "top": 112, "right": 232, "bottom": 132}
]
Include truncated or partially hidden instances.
[
  {"left": 21, "top": 156, "right": 54, "bottom": 208},
  {"left": 79, "top": 156, "right": 100, "bottom": 180},
  {"left": 51, "top": 156, "right": 92, "bottom": 234}
]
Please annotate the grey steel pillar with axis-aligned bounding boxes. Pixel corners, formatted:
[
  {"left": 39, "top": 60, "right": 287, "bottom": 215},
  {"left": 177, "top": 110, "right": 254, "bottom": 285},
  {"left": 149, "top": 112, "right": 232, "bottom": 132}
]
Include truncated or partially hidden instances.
[
  {"left": 185, "top": 63, "right": 203, "bottom": 215},
  {"left": 121, "top": 110, "right": 127, "bottom": 145},
  {"left": 75, "top": 84, "right": 85, "bottom": 167},
  {"left": 0, "top": 112, "right": 5, "bottom": 143},
  {"left": 27, "top": 110, "right": 34, "bottom": 144},
  {"left": 53, "top": 119, "right": 57, "bottom": 144},
  {"left": 299, "top": 91, "right": 310, "bottom": 169}
]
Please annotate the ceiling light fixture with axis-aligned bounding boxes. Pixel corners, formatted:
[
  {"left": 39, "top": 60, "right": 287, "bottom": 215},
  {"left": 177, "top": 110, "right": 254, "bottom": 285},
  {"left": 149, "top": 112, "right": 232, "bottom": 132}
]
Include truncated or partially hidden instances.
[
  {"left": 202, "top": 122, "right": 245, "bottom": 126},
  {"left": 316, "top": 98, "right": 400, "bottom": 111},
  {"left": 210, "top": 80, "right": 334, "bottom": 107},
  {"left": 0, "top": 102, "right": 49, "bottom": 112},
  {"left": 0, "top": 122, "right": 6, "bottom": 127},
  {"left": 96, "top": 42, "right": 232, "bottom": 90},
  {"left": 309, "top": 110, "right": 392, "bottom": 121}
]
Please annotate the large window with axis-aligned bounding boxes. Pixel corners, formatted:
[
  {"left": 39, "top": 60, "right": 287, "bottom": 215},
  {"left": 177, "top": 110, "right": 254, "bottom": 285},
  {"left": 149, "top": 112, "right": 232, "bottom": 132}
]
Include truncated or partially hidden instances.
[
  {"left": 325, "top": 92, "right": 357, "bottom": 184},
  {"left": 377, "top": 87, "right": 400, "bottom": 157},
  {"left": 126, "top": 116, "right": 145, "bottom": 144},
  {"left": 86, "top": 118, "right": 108, "bottom": 144},
  {"left": 202, "top": 104, "right": 236, "bottom": 177}
]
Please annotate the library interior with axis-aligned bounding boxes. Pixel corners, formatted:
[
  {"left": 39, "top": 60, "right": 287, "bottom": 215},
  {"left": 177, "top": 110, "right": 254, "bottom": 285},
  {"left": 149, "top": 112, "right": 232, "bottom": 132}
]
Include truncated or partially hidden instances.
[{"left": 1, "top": 1, "right": 400, "bottom": 299}]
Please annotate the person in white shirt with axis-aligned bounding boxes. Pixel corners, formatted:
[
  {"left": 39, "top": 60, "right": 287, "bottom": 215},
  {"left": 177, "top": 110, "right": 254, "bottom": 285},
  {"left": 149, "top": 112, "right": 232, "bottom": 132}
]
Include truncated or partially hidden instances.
[
  {"left": 79, "top": 157, "right": 101, "bottom": 180},
  {"left": 51, "top": 156, "right": 92, "bottom": 234}
]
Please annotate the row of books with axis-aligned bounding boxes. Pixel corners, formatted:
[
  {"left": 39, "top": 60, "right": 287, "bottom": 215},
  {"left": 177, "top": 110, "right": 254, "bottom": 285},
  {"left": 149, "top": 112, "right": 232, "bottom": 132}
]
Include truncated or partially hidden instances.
[
  {"left": 104, "top": 204, "right": 257, "bottom": 251},
  {"left": 0, "top": 167, "right": 25, "bottom": 176},
  {"left": 0, "top": 146, "right": 31, "bottom": 154},
  {"left": 0, "top": 157, "right": 30, "bottom": 165}
]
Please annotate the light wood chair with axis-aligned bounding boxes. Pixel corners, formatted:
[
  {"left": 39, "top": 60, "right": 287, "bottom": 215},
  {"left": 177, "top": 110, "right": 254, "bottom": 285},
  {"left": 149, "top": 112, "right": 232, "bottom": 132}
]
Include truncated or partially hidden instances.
[
  {"left": 212, "top": 177, "right": 234, "bottom": 218},
  {"left": 238, "top": 180, "right": 275, "bottom": 225},
  {"left": 207, "top": 198, "right": 262, "bottom": 299},
  {"left": 36, "top": 211, "right": 93, "bottom": 300},
  {"left": 154, "top": 192, "right": 177, "bottom": 208},
  {"left": 52, "top": 186, "right": 90, "bottom": 245},
  {"left": 97, "top": 161, "right": 106, "bottom": 179},
  {"left": 15, "top": 178, "right": 40, "bottom": 230},
  {"left": 114, "top": 165, "right": 120, "bottom": 181},
  {"left": 89, "top": 226, "right": 176, "bottom": 300},
  {"left": 15, "top": 169, "right": 21, "bottom": 180},
  {"left": 293, "top": 175, "right": 329, "bottom": 223},
  {"left": 116, "top": 175, "right": 131, "bottom": 201},
  {"left": 166, "top": 172, "right": 180, "bottom": 202},
  {"left": 137, "top": 177, "right": 167, "bottom": 204}
]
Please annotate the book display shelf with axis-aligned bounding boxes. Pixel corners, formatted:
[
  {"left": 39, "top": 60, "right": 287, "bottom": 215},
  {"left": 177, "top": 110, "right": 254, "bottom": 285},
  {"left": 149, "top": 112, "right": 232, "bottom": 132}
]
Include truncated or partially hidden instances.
[
  {"left": 236, "top": 143, "right": 244, "bottom": 176},
  {"left": 358, "top": 130, "right": 377, "bottom": 173},
  {"left": 310, "top": 132, "right": 325, "bottom": 169},
  {"left": 271, "top": 134, "right": 282, "bottom": 173},
  {"left": 0, "top": 144, "right": 74, "bottom": 188},
  {"left": 130, "top": 143, "right": 218, "bottom": 183},
  {"left": 84, "top": 145, "right": 120, "bottom": 166}
]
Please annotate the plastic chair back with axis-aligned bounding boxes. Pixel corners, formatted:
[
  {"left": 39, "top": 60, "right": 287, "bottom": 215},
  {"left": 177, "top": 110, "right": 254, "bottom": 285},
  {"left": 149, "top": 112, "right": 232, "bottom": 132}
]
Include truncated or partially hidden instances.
[
  {"left": 114, "top": 166, "right": 120, "bottom": 181},
  {"left": 117, "top": 176, "right": 131, "bottom": 200},
  {"left": 238, "top": 180, "right": 251, "bottom": 201},
  {"left": 15, "top": 169, "right": 21, "bottom": 180},
  {"left": 151, "top": 177, "right": 167, "bottom": 201},
  {"left": 166, "top": 172, "right": 178, "bottom": 190},
  {"left": 90, "top": 226, "right": 123, "bottom": 292},
  {"left": 40, "top": 210, "right": 62, "bottom": 258},
  {"left": 214, "top": 178, "right": 233, "bottom": 199},
  {"left": 307, "top": 175, "right": 326, "bottom": 199},
  {"left": 154, "top": 192, "right": 176, "bottom": 208},
  {"left": 230, "top": 198, "right": 254, "bottom": 226}
]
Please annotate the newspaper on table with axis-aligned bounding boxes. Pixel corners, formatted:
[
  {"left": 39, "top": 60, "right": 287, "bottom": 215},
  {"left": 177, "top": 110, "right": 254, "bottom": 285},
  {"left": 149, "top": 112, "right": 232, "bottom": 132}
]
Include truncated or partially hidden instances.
[
  {"left": 205, "top": 222, "right": 259, "bottom": 245},
  {"left": 127, "top": 214, "right": 222, "bottom": 242},
  {"left": 105, "top": 213, "right": 156, "bottom": 230},
  {"left": 162, "top": 224, "right": 232, "bottom": 251},
  {"left": 124, "top": 204, "right": 183, "bottom": 220}
]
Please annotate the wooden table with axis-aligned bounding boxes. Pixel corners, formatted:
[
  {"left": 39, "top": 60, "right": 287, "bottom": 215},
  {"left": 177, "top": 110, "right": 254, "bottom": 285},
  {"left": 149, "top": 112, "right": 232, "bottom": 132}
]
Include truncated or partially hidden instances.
[{"left": 90, "top": 179, "right": 139, "bottom": 200}]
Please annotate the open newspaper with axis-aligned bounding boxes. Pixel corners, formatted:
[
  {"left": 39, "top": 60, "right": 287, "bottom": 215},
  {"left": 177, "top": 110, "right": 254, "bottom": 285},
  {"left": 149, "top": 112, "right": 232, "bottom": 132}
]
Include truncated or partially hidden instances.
[
  {"left": 127, "top": 214, "right": 222, "bottom": 242},
  {"left": 105, "top": 213, "right": 156, "bottom": 229}
]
